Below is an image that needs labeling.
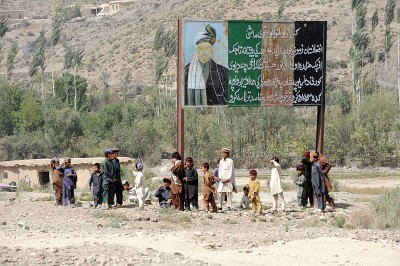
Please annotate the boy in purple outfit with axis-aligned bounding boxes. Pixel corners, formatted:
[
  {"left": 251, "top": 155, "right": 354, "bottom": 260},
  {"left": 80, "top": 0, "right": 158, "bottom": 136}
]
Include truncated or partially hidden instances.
[{"left": 61, "top": 157, "right": 77, "bottom": 207}]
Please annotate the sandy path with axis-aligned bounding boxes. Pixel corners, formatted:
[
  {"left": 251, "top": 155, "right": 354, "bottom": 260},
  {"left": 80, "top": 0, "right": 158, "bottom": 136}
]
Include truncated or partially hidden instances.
[{"left": 2, "top": 232, "right": 399, "bottom": 265}]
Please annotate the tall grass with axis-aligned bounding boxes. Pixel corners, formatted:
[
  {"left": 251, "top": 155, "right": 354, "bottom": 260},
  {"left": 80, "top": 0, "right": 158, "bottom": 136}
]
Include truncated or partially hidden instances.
[{"left": 350, "top": 187, "right": 400, "bottom": 229}]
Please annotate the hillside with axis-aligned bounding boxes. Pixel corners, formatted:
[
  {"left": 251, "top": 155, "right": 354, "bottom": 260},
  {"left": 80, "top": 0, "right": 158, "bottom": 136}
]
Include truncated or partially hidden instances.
[{"left": 0, "top": 0, "right": 398, "bottom": 92}]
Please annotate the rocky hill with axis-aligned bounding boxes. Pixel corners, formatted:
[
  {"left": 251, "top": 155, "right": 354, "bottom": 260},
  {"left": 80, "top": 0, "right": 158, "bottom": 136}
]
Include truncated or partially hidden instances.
[{"left": 0, "top": 0, "right": 398, "bottom": 93}]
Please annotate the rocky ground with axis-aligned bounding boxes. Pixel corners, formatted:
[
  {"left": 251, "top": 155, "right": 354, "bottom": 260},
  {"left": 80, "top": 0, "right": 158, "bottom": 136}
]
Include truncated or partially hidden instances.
[{"left": 1, "top": 180, "right": 400, "bottom": 265}]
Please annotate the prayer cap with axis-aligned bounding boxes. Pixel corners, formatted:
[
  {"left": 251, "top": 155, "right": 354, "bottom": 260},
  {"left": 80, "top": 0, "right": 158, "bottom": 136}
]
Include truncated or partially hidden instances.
[
  {"left": 52, "top": 157, "right": 60, "bottom": 162},
  {"left": 221, "top": 148, "right": 230, "bottom": 153},
  {"left": 310, "top": 152, "right": 319, "bottom": 157},
  {"left": 64, "top": 157, "right": 71, "bottom": 161},
  {"left": 111, "top": 147, "right": 119, "bottom": 152},
  {"left": 104, "top": 149, "right": 113, "bottom": 154},
  {"left": 194, "top": 24, "right": 216, "bottom": 45}
]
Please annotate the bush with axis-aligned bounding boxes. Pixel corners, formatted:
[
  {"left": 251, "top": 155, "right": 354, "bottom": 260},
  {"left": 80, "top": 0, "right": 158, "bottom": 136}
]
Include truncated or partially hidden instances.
[
  {"left": 372, "top": 187, "right": 400, "bottom": 229},
  {"left": 333, "top": 215, "right": 346, "bottom": 228}
]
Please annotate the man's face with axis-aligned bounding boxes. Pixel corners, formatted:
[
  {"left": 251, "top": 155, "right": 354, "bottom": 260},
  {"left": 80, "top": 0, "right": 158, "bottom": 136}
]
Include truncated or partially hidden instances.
[
  {"left": 64, "top": 160, "right": 70, "bottom": 167},
  {"left": 310, "top": 156, "right": 316, "bottom": 163},
  {"left": 221, "top": 152, "right": 229, "bottom": 159},
  {"left": 197, "top": 42, "right": 213, "bottom": 63}
]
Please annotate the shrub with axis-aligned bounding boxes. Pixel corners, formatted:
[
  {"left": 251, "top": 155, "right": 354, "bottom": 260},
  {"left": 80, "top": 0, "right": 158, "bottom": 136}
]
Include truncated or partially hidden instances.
[
  {"left": 333, "top": 215, "right": 346, "bottom": 228},
  {"left": 372, "top": 187, "right": 400, "bottom": 229}
]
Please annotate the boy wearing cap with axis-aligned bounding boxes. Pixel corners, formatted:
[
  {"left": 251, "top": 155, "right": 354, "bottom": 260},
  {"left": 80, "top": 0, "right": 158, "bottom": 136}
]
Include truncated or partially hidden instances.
[
  {"left": 310, "top": 152, "right": 326, "bottom": 212},
  {"left": 50, "top": 157, "right": 63, "bottom": 206},
  {"left": 218, "top": 148, "right": 236, "bottom": 211},
  {"left": 61, "top": 158, "right": 77, "bottom": 207},
  {"left": 89, "top": 163, "right": 103, "bottom": 208},
  {"left": 102, "top": 149, "right": 116, "bottom": 209},
  {"left": 155, "top": 177, "right": 172, "bottom": 208}
]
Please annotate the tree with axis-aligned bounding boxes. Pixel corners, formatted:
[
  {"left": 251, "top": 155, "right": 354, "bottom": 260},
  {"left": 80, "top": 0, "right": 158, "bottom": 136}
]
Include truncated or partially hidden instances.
[
  {"left": 121, "top": 69, "right": 132, "bottom": 105},
  {"left": 29, "top": 30, "right": 46, "bottom": 99},
  {"left": 50, "top": 15, "right": 62, "bottom": 97},
  {"left": 0, "top": 81, "right": 23, "bottom": 137},
  {"left": 371, "top": 9, "right": 379, "bottom": 90},
  {"left": 13, "top": 96, "right": 44, "bottom": 132},
  {"left": 383, "top": 0, "right": 397, "bottom": 88},
  {"left": 350, "top": 0, "right": 369, "bottom": 106},
  {"left": 0, "top": 14, "right": 8, "bottom": 39},
  {"left": 54, "top": 72, "right": 88, "bottom": 110},
  {"left": 63, "top": 46, "right": 85, "bottom": 110},
  {"left": 6, "top": 41, "right": 18, "bottom": 81},
  {"left": 277, "top": 0, "right": 285, "bottom": 20}
]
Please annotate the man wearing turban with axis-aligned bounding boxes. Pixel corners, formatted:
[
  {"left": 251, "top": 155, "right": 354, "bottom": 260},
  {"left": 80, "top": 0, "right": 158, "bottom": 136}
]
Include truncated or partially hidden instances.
[{"left": 185, "top": 24, "right": 228, "bottom": 106}]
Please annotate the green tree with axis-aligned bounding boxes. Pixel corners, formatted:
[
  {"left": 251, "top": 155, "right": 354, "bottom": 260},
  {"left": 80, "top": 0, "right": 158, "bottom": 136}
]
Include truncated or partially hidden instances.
[
  {"left": 64, "top": 46, "right": 85, "bottom": 110},
  {"left": 371, "top": 9, "right": 379, "bottom": 90},
  {"left": 277, "top": 0, "right": 285, "bottom": 20},
  {"left": 383, "top": 0, "right": 397, "bottom": 88},
  {"left": 54, "top": 72, "right": 88, "bottom": 110},
  {"left": 0, "top": 81, "right": 23, "bottom": 137},
  {"left": 50, "top": 15, "right": 62, "bottom": 97},
  {"left": 13, "top": 96, "right": 44, "bottom": 132},
  {"left": 0, "top": 14, "right": 8, "bottom": 39},
  {"left": 121, "top": 69, "right": 132, "bottom": 105},
  {"left": 29, "top": 30, "right": 46, "bottom": 99},
  {"left": 6, "top": 41, "right": 18, "bottom": 81}
]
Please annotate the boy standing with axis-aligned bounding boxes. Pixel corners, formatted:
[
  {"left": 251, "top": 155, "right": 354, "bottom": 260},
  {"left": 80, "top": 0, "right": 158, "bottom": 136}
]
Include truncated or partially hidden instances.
[
  {"left": 111, "top": 148, "right": 123, "bottom": 207},
  {"left": 155, "top": 177, "right": 172, "bottom": 208},
  {"left": 248, "top": 169, "right": 262, "bottom": 215},
  {"left": 295, "top": 165, "right": 307, "bottom": 207},
  {"left": 183, "top": 157, "right": 199, "bottom": 211},
  {"left": 50, "top": 157, "right": 63, "bottom": 206},
  {"left": 102, "top": 149, "right": 115, "bottom": 210},
  {"left": 135, "top": 161, "right": 145, "bottom": 210},
  {"left": 89, "top": 163, "right": 103, "bottom": 208},
  {"left": 201, "top": 163, "right": 217, "bottom": 213},
  {"left": 170, "top": 152, "right": 184, "bottom": 211},
  {"left": 61, "top": 158, "right": 77, "bottom": 207},
  {"left": 218, "top": 148, "right": 236, "bottom": 211},
  {"left": 310, "top": 152, "right": 326, "bottom": 212}
]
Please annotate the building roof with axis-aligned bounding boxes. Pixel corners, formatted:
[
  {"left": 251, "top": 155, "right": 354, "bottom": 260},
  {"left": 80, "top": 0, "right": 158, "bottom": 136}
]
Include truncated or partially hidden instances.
[{"left": 0, "top": 157, "right": 134, "bottom": 168}]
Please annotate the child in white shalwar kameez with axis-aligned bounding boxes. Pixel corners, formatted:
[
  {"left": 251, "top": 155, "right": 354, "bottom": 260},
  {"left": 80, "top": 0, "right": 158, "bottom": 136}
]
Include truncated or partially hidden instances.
[{"left": 135, "top": 161, "right": 145, "bottom": 210}]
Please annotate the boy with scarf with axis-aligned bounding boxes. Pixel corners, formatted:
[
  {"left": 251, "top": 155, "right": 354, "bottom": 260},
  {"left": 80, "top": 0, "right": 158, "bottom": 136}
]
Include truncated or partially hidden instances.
[
  {"left": 170, "top": 152, "right": 184, "bottom": 211},
  {"left": 155, "top": 177, "right": 172, "bottom": 208}
]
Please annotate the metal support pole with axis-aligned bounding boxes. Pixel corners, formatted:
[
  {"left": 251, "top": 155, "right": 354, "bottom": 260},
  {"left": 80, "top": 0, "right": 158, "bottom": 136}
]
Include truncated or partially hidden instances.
[
  {"left": 177, "top": 19, "right": 184, "bottom": 158},
  {"left": 316, "top": 21, "right": 327, "bottom": 154}
]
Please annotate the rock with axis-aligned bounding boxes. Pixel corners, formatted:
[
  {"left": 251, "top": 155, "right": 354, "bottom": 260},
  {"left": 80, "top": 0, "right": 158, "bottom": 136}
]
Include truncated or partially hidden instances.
[
  {"left": 23, "top": 225, "right": 30, "bottom": 230},
  {"left": 193, "top": 231, "right": 202, "bottom": 236},
  {"left": 1, "top": 221, "right": 6, "bottom": 225},
  {"left": 97, "top": 223, "right": 103, "bottom": 228},
  {"left": 150, "top": 217, "right": 158, "bottom": 222},
  {"left": 275, "top": 240, "right": 285, "bottom": 245},
  {"left": 16, "top": 221, "right": 25, "bottom": 227}
]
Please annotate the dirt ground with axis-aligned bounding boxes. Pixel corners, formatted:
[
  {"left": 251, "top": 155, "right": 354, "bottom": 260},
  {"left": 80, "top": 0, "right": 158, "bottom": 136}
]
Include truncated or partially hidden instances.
[{"left": 1, "top": 173, "right": 400, "bottom": 265}]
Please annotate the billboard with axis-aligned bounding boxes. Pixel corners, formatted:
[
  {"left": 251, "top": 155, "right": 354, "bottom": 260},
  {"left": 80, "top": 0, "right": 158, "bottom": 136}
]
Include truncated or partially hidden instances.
[{"left": 181, "top": 20, "right": 326, "bottom": 107}]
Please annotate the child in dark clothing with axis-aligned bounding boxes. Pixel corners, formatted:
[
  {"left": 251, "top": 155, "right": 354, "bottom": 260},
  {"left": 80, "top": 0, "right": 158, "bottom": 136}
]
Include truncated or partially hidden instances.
[
  {"left": 295, "top": 165, "right": 307, "bottom": 207},
  {"left": 239, "top": 186, "right": 251, "bottom": 209},
  {"left": 155, "top": 177, "right": 172, "bottom": 208},
  {"left": 183, "top": 157, "right": 199, "bottom": 211},
  {"left": 89, "top": 163, "right": 103, "bottom": 208}
]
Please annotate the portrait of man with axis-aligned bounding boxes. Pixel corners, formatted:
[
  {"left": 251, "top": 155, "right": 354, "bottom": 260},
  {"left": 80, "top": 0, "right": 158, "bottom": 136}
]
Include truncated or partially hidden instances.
[{"left": 184, "top": 23, "right": 228, "bottom": 106}]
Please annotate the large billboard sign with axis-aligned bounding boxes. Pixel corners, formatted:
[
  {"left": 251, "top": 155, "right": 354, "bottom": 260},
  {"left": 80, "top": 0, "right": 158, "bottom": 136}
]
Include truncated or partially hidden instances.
[{"left": 181, "top": 20, "right": 327, "bottom": 107}]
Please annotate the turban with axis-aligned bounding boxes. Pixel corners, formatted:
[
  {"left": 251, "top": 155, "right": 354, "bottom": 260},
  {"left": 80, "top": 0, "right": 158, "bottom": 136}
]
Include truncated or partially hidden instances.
[
  {"left": 221, "top": 148, "right": 230, "bottom": 153},
  {"left": 52, "top": 157, "right": 60, "bottom": 162},
  {"left": 64, "top": 157, "right": 71, "bottom": 162},
  {"left": 194, "top": 24, "right": 216, "bottom": 45},
  {"left": 310, "top": 152, "right": 319, "bottom": 158}
]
